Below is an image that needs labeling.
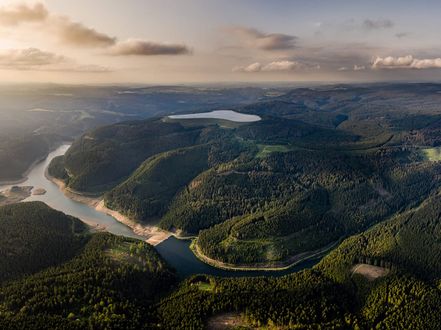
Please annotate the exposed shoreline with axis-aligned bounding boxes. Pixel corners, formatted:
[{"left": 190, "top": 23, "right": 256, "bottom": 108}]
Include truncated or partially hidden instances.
[
  {"left": 95, "top": 200, "right": 171, "bottom": 245},
  {"left": 190, "top": 238, "right": 339, "bottom": 272},
  {"left": 0, "top": 186, "right": 34, "bottom": 206},
  {"left": 45, "top": 170, "right": 171, "bottom": 246}
]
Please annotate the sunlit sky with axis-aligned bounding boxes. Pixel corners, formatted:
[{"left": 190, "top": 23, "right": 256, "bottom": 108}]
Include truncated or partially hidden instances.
[{"left": 0, "top": 0, "right": 441, "bottom": 84}]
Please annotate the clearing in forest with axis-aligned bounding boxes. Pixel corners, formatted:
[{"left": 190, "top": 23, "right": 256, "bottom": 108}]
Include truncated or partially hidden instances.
[{"left": 352, "top": 263, "right": 389, "bottom": 281}]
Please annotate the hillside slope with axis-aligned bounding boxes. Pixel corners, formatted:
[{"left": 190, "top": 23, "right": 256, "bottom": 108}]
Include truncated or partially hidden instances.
[
  {"left": 179, "top": 148, "right": 441, "bottom": 265},
  {"left": 52, "top": 119, "right": 205, "bottom": 193},
  {"left": 0, "top": 202, "right": 87, "bottom": 283},
  {"left": 0, "top": 202, "right": 177, "bottom": 329},
  {"left": 104, "top": 145, "right": 211, "bottom": 222},
  {"left": 157, "top": 194, "right": 441, "bottom": 329}
]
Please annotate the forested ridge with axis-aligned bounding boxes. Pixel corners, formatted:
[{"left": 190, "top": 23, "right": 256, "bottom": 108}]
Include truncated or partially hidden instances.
[
  {"left": 49, "top": 91, "right": 441, "bottom": 268},
  {"left": 156, "top": 193, "right": 441, "bottom": 329},
  {"left": 0, "top": 202, "right": 177, "bottom": 329},
  {"left": 0, "top": 202, "right": 87, "bottom": 283},
  {"left": 55, "top": 119, "right": 205, "bottom": 193},
  {"left": 1, "top": 198, "right": 440, "bottom": 329},
  {"left": 185, "top": 147, "right": 440, "bottom": 265}
]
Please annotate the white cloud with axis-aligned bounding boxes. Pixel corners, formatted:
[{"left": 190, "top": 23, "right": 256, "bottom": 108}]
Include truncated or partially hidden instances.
[
  {"left": 233, "top": 60, "right": 307, "bottom": 73},
  {"left": 226, "top": 26, "right": 297, "bottom": 51},
  {"left": 0, "top": 2, "right": 191, "bottom": 55},
  {"left": 372, "top": 55, "right": 441, "bottom": 69},
  {"left": 353, "top": 64, "right": 366, "bottom": 71},
  {"left": 0, "top": 48, "right": 110, "bottom": 72},
  {"left": 232, "top": 62, "right": 262, "bottom": 72},
  {"left": 262, "top": 60, "right": 303, "bottom": 71},
  {"left": 0, "top": 48, "right": 64, "bottom": 68}
]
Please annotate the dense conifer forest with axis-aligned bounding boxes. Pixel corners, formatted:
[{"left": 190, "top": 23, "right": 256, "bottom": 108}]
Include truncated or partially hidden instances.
[{"left": 0, "top": 203, "right": 177, "bottom": 329}]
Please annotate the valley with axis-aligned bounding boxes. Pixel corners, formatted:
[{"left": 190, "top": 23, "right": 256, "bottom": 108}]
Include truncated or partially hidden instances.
[
  {"left": 45, "top": 83, "right": 441, "bottom": 272},
  {"left": 0, "top": 144, "right": 316, "bottom": 277},
  {"left": 1, "top": 83, "right": 441, "bottom": 329},
  {"left": 2, "top": 0, "right": 441, "bottom": 328}
]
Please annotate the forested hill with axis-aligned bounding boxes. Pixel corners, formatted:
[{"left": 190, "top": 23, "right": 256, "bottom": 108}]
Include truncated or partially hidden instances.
[
  {"left": 318, "top": 192, "right": 441, "bottom": 282},
  {"left": 157, "top": 194, "right": 441, "bottom": 329},
  {"left": 0, "top": 202, "right": 87, "bottom": 283},
  {"left": 1, "top": 195, "right": 440, "bottom": 329},
  {"left": 0, "top": 202, "right": 177, "bottom": 329},
  {"left": 0, "top": 134, "right": 60, "bottom": 183},
  {"left": 53, "top": 119, "right": 206, "bottom": 193},
  {"left": 48, "top": 83, "right": 441, "bottom": 270}
]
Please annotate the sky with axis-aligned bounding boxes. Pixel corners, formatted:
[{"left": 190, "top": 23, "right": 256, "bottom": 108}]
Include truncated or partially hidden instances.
[{"left": 0, "top": 0, "right": 440, "bottom": 84}]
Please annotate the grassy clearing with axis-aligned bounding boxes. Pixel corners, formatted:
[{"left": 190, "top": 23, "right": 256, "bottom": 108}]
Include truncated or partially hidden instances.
[
  {"left": 206, "top": 313, "right": 252, "bottom": 330},
  {"left": 351, "top": 263, "right": 389, "bottom": 281},
  {"left": 197, "top": 282, "right": 214, "bottom": 291},
  {"left": 256, "top": 144, "right": 293, "bottom": 158},
  {"left": 106, "top": 241, "right": 157, "bottom": 270},
  {"left": 421, "top": 147, "right": 441, "bottom": 161},
  {"left": 106, "top": 242, "right": 132, "bottom": 262}
]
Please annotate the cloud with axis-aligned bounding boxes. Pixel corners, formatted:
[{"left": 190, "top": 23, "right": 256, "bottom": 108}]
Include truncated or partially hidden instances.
[
  {"left": 337, "top": 64, "right": 366, "bottom": 72},
  {"left": 262, "top": 60, "right": 304, "bottom": 71},
  {"left": 0, "top": 2, "right": 114, "bottom": 47},
  {"left": 0, "top": 48, "right": 110, "bottom": 72},
  {"left": 227, "top": 26, "right": 297, "bottom": 50},
  {"left": 0, "top": 48, "right": 64, "bottom": 69},
  {"left": 233, "top": 60, "right": 306, "bottom": 72},
  {"left": 0, "top": 2, "right": 48, "bottom": 25},
  {"left": 362, "top": 19, "right": 394, "bottom": 30},
  {"left": 107, "top": 39, "right": 190, "bottom": 56},
  {"left": 0, "top": 2, "right": 190, "bottom": 54},
  {"left": 353, "top": 64, "right": 366, "bottom": 71},
  {"left": 372, "top": 55, "right": 441, "bottom": 69},
  {"left": 233, "top": 62, "right": 262, "bottom": 72},
  {"left": 54, "top": 18, "right": 116, "bottom": 47}
]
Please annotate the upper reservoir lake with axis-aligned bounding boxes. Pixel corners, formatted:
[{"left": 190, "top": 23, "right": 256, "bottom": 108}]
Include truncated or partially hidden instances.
[
  {"left": 0, "top": 144, "right": 319, "bottom": 278},
  {"left": 168, "top": 110, "right": 261, "bottom": 122}
]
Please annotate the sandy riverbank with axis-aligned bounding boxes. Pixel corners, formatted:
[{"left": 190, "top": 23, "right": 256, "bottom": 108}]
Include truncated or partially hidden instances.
[
  {"left": 45, "top": 171, "right": 171, "bottom": 246},
  {"left": 95, "top": 200, "right": 171, "bottom": 245},
  {"left": 0, "top": 186, "right": 33, "bottom": 206}
]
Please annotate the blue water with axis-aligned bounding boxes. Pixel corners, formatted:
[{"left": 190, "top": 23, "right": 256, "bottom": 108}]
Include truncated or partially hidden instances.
[{"left": 156, "top": 237, "right": 320, "bottom": 278}]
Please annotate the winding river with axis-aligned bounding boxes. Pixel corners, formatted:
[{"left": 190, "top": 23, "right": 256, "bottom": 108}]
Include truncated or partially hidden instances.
[{"left": 0, "top": 145, "right": 320, "bottom": 278}]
